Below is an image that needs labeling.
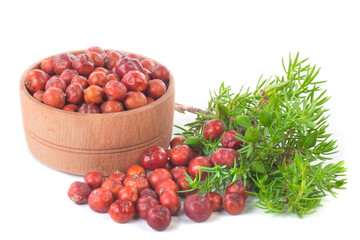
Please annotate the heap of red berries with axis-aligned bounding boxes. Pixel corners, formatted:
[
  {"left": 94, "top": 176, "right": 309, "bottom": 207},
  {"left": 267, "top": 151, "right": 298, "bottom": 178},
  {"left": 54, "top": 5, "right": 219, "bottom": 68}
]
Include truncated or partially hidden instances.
[
  {"left": 67, "top": 119, "right": 248, "bottom": 231},
  {"left": 25, "top": 46, "right": 170, "bottom": 113}
]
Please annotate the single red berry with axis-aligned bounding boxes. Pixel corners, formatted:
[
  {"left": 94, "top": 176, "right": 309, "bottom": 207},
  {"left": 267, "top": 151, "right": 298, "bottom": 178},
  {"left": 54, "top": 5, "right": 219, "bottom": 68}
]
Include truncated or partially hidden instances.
[
  {"left": 184, "top": 194, "right": 213, "bottom": 222},
  {"left": 146, "top": 79, "right": 167, "bottom": 99},
  {"left": 66, "top": 83, "right": 84, "bottom": 105},
  {"left": 53, "top": 53, "right": 73, "bottom": 75},
  {"left": 159, "top": 190, "right": 181, "bottom": 215},
  {"left": 146, "top": 205, "right": 171, "bottom": 231},
  {"left": 78, "top": 103, "right": 101, "bottom": 113},
  {"left": 225, "top": 180, "right": 249, "bottom": 200},
  {"left": 123, "top": 175, "right": 149, "bottom": 192},
  {"left": 104, "top": 80, "right": 127, "bottom": 101},
  {"left": 170, "top": 136, "right": 186, "bottom": 149},
  {"left": 221, "top": 130, "right": 243, "bottom": 150},
  {"left": 169, "top": 145, "right": 192, "bottom": 166},
  {"left": 72, "top": 54, "right": 94, "bottom": 76},
  {"left": 188, "top": 156, "right": 212, "bottom": 180},
  {"left": 117, "top": 186, "right": 138, "bottom": 204},
  {"left": 88, "top": 188, "right": 114, "bottom": 213},
  {"left": 206, "top": 192, "right": 222, "bottom": 211},
  {"left": 121, "top": 70, "right": 148, "bottom": 92},
  {"left": 141, "top": 146, "right": 168, "bottom": 170},
  {"left": 67, "top": 181, "right": 91, "bottom": 204},
  {"left": 60, "top": 69, "right": 79, "bottom": 85},
  {"left": 203, "top": 119, "right": 225, "bottom": 140},
  {"left": 126, "top": 165, "right": 147, "bottom": 178},
  {"left": 40, "top": 56, "right": 55, "bottom": 75},
  {"left": 151, "top": 64, "right": 170, "bottom": 82},
  {"left": 109, "top": 200, "right": 135, "bottom": 223},
  {"left": 222, "top": 193, "right": 245, "bottom": 215},
  {"left": 170, "top": 166, "right": 189, "bottom": 182},
  {"left": 210, "top": 148, "right": 239, "bottom": 167},
  {"left": 25, "top": 69, "right": 50, "bottom": 94},
  {"left": 45, "top": 76, "right": 67, "bottom": 92},
  {"left": 84, "top": 172, "right": 105, "bottom": 189},
  {"left": 147, "top": 168, "right": 172, "bottom": 189},
  {"left": 136, "top": 195, "right": 159, "bottom": 219},
  {"left": 155, "top": 179, "right": 179, "bottom": 196},
  {"left": 43, "top": 87, "right": 66, "bottom": 109},
  {"left": 108, "top": 170, "right": 127, "bottom": 184}
]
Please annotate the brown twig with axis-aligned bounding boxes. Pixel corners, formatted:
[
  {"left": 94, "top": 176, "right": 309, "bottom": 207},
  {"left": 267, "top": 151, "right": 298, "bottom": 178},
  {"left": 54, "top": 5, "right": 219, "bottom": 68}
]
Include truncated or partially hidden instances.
[{"left": 174, "top": 103, "right": 210, "bottom": 115}]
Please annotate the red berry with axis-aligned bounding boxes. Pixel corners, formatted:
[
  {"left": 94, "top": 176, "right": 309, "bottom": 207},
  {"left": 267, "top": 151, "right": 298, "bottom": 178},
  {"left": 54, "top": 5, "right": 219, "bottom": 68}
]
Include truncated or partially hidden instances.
[
  {"left": 108, "top": 170, "right": 126, "bottom": 185},
  {"left": 121, "top": 70, "right": 148, "bottom": 92},
  {"left": 210, "top": 148, "right": 239, "bottom": 167},
  {"left": 159, "top": 190, "right": 181, "bottom": 215},
  {"left": 84, "top": 172, "right": 105, "bottom": 189},
  {"left": 126, "top": 165, "right": 147, "bottom": 178},
  {"left": 100, "top": 100, "right": 124, "bottom": 113},
  {"left": 62, "top": 104, "right": 78, "bottom": 112},
  {"left": 88, "top": 71, "right": 108, "bottom": 87},
  {"left": 136, "top": 195, "right": 159, "bottom": 219},
  {"left": 170, "top": 136, "right": 186, "bottom": 149},
  {"left": 33, "top": 90, "right": 44, "bottom": 102},
  {"left": 85, "top": 46, "right": 106, "bottom": 57},
  {"left": 104, "top": 80, "right": 127, "bottom": 101},
  {"left": 146, "top": 79, "right": 167, "bottom": 99},
  {"left": 169, "top": 145, "right": 192, "bottom": 166},
  {"left": 109, "top": 200, "right": 135, "bottom": 223},
  {"left": 86, "top": 51, "right": 104, "bottom": 68},
  {"left": 40, "top": 56, "right": 55, "bottom": 75},
  {"left": 203, "top": 119, "right": 225, "bottom": 140},
  {"left": 71, "top": 76, "right": 89, "bottom": 89},
  {"left": 141, "top": 59, "right": 156, "bottom": 71},
  {"left": 88, "top": 188, "right": 114, "bottom": 213},
  {"left": 222, "top": 193, "right": 245, "bottom": 215},
  {"left": 151, "top": 64, "right": 170, "bottom": 82},
  {"left": 170, "top": 166, "right": 189, "bottom": 182},
  {"left": 67, "top": 181, "right": 91, "bottom": 204},
  {"left": 60, "top": 69, "right": 79, "bottom": 85},
  {"left": 25, "top": 69, "right": 50, "bottom": 94},
  {"left": 176, "top": 175, "right": 197, "bottom": 197},
  {"left": 115, "top": 57, "right": 143, "bottom": 78},
  {"left": 54, "top": 53, "right": 73, "bottom": 75},
  {"left": 43, "top": 87, "right": 66, "bottom": 109},
  {"left": 117, "top": 186, "right": 138, "bottom": 204},
  {"left": 146, "top": 205, "right": 171, "bottom": 231},
  {"left": 184, "top": 194, "right": 212, "bottom": 222},
  {"left": 78, "top": 103, "right": 101, "bottom": 113},
  {"left": 139, "top": 188, "right": 159, "bottom": 200},
  {"left": 147, "top": 168, "right": 172, "bottom": 189},
  {"left": 221, "top": 130, "right": 243, "bottom": 150},
  {"left": 123, "top": 175, "right": 149, "bottom": 192},
  {"left": 66, "top": 83, "right": 84, "bottom": 105},
  {"left": 72, "top": 54, "right": 94, "bottom": 76},
  {"left": 206, "top": 192, "right": 222, "bottom": 211},
  {"left": 155, "top": 179, "right": 179, "bottom": 196},
  {"left": 141, "top": 146, "right": 168, "bottom": 170},
  {"left": 104, "top": 51, "right": 122, "bottom": 70},
  {"left": 45, "top": 76, "right": 67, "bottom": 92},
  {"left": 188, "top": 156, "right": 212, "bottom": 180},
  {"left": 101, "top": 179, "right": 123, "bottom": 200},
  {"left": 225, "top": 180, "right": 249, "bottom": 200},
  {"left": 124, "top": 91, "right": 147, "bottom": 110}
]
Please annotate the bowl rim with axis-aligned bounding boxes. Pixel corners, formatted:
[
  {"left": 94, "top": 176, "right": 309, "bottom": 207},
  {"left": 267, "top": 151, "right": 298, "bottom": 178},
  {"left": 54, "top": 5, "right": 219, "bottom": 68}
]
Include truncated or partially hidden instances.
[{"left": 19, "top": 49, "right": 175, "bottom": 118}]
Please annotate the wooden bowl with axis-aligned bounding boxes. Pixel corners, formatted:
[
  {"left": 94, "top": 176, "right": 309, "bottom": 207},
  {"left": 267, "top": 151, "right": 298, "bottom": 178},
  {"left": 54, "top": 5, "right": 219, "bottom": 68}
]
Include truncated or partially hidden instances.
[{"left": 20, "top": 50, "right": 175, "bottom": 176}]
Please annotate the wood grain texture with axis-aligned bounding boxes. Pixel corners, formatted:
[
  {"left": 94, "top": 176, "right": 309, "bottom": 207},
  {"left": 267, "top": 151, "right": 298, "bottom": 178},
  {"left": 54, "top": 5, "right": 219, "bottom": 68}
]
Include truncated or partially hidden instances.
[{"left": 20, "top": 50, "right": 175, "bottom": 176}]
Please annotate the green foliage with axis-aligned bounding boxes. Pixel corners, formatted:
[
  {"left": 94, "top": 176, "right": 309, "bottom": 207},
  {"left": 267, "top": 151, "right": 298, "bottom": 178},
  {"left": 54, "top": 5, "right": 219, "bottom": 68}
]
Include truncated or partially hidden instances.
[{"left": 176, "top": 53, "right": 347, "bottom": 217}]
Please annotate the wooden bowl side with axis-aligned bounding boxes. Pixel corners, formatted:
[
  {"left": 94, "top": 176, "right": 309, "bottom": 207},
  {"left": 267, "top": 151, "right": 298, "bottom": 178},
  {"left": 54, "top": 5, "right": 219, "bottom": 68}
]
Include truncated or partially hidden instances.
[{"left": 20, "top": 50, "right": 175, "bottom": 175}]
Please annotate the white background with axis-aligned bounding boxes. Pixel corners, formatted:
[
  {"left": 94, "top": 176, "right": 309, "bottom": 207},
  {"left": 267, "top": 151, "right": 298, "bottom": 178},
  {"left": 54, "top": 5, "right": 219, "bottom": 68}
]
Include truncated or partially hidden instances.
[{"left": 1, "top": 0, "right": 359, "bottom": 239}]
